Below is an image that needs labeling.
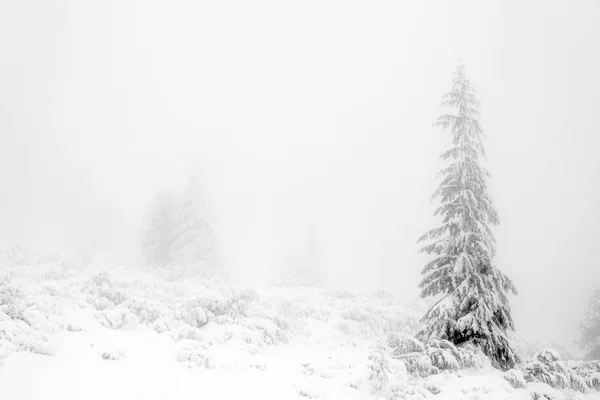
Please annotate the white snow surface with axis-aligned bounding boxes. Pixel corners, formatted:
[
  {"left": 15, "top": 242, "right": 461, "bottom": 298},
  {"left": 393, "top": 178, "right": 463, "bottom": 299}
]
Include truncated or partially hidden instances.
[{"left": 0, "top": 260, "right": 597, "bottom": 400}]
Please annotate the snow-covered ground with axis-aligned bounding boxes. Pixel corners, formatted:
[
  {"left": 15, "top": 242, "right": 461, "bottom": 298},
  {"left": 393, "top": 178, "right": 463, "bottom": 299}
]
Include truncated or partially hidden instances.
[{"left": 0, "top": 255, "right": 597, "bottom": 400}]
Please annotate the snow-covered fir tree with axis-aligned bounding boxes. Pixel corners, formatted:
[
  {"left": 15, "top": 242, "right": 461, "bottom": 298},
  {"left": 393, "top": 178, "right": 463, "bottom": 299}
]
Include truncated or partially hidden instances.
[
  {"left": 416, "top": 62, "right": 519, "bottom": 370},
  {"left": 578, "top": 286, "right": 600, "bottom": 360},
  {"left": 141, "top": 189, "right": 178, "bottom": 267},
  {"left": 140, "top": 174, "right": 219, "bottom": 274},
  {"left": 275, "top": 220, "right": 323, "bottom": 287},
  {"left": 170, "top": 174, "right": 218, "bottom": 268},
  {"left": 293, "top": 220, "right": 322, "bottom": 286}
]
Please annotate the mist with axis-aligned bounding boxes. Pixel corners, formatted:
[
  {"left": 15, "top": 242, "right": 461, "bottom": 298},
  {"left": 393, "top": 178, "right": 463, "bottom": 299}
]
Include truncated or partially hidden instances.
[{"left": 1, "top": 0, "right": 599, "bottom": 353}]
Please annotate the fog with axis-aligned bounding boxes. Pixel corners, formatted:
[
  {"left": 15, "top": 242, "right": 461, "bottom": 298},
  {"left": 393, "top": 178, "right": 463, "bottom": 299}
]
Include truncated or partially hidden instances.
[{"left": 1, "top": 0, "right": 599, "bottom": 352}]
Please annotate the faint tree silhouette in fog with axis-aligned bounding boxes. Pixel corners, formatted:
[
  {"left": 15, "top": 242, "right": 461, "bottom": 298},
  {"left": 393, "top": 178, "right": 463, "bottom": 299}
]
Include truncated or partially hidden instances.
[{"left": 141, "top": 174, "right": 219, "bottom": 276}]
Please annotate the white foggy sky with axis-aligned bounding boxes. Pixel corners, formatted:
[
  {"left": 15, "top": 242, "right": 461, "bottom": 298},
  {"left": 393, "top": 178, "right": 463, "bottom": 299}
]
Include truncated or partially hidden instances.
[{"left": 1, "top": 0, "right": 599, "bottom": 349}]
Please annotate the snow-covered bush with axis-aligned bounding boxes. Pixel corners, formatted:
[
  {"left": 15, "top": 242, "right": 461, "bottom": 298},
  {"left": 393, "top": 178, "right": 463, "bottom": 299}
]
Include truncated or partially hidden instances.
[
  {"left": 509, "top": 332, "right": 576, "bottom": 361},
  {"left": 0, "top": 276, "right": 24, "bottom": 307},
  {"left": 569, "top": 360, "right": 600, "bottom": 391},
  {"left": 530, "top": 391, "right": 556, "bottom": 400},
  {"left": 0, "top": 309, "right": 55, "bottom": 363},
  {"left": 100, "top": 349, "right": 125, "bottom": 361},
  {"left": 521, "top": 350, "right": 571, "bottom": 388},
  {"left": 368, "top": 344, "right": 390, "bottom": 395},
  {"left": 95, "top": 308, "right": 139, "bottom": 330},
  {"left": 504, "top": 368, "right": 527, "bottom": 388},
  {"left": 85, "top": 271, "right": 129, "bottom": 308},
  {"left": 388, "top": 332, "right": 425, "bottom": 356},
  {"left": 338, "top": 306, "right": 415, "bottom": 340},
  {"left": 184, "top": 305, "right": 208, "bottom": 328},
  {"left": 238, "top": 316, "right": 289, "bottom": 346},
  {"left": 41, "top": 267, "right": 72, "bottom": 281},
  {"left": 0, "top": 246, "right": 38, "bottom": 266},
  {"left": 327, "top": 289, "right": 357, "bottom": 300},
  {"left": 388, "top": 382, "right": 430, "bottom": 400},
  {"left": 121, "top": 297, "right": 169, "bottom": 324},
  {"left": 170, "top": 324, "right": 205, "bottom": 342},
  {"left": 520, "top": 349, "right": 598, "bottom": 393},
  {"left": 387, "top": 335, "right": 487, "bottom": 378},
  {"left": 151, "top": 316, "right": 179, "bottom": 333},
  {"left": 175, "top": 339, "right": 210, "bottom": 368}
]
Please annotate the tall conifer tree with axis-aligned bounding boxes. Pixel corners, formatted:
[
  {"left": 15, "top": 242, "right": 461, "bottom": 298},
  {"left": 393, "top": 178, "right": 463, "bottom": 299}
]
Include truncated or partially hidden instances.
[
  {"left": 416, "top": 62, "right": 518, "bottom": 370},
  {"left": 578, "top": 286, "right": 600, "bottom": 361}
]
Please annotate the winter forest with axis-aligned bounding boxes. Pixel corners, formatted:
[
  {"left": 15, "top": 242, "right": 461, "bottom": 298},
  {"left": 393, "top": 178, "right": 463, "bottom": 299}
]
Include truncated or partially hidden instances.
[{"left": 1, "top": 1, "right": 599, "bottom": 399}]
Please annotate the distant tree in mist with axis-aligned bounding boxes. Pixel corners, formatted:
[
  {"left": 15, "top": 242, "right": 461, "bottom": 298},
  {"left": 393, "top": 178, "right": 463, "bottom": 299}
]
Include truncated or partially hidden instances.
[
  {"left": 294, "top": 220, "right": 322, "bottom": 286},
  {"left": 275, "top": 221, "right": 323, "bottom": 286},
  {"left": 416, "top": 62, "right": 518, "bottom": 370},
  {"left": 141, "top": 189, "right": 178, "bottom": 267},
  {"left": 140, "top": 175, "right": 218, "bottom": 274},
  {"left": 578, "top": 286, "right": 600, "bottom": 360}
]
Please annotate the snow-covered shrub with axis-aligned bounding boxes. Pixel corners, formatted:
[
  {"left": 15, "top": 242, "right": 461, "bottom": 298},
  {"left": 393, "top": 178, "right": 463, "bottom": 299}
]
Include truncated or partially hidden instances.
[
  {"left": 368, "top": 344, "right": 390, "bottom": 395},
  {"left": 213, "top": 314, "right": 234, "bottom": 325},
  {"left": 521, "top": 350, "right": 570, "bottom": 388},
  {"left": 373, "top": 289, "right": 394, "bottom": 300},
  {"left": 402, "top": 339, "right": 460, "bottom": 376},
  {"left": 274, "top": 296, "right": 325, "bottom": 322},
  {"left": 151, "top": 316, "right": 178, "bottom": 333},
  {"left": 457, "top": 342, "right": 490, "bottom": 370},
  {"left": 41, "top": 267, "right": 71, "bottom": 281},
  {"left": 19, "top": 303, "right": 61, "bottom": 334},
  {"left": 169, "top": 324, "right": 207, "bottom": 343},
  {"left": 228, "top": 289, "right": 259, "bottom": 317},
  {"left": 121, "top": 298, "right": 168, "bottom": 324},
  {"left": 327, "top": 289, "right": 357, "bottom": 300},
  {"left": 530, "top": 391, "right": 555, "bottom": 400},
  {"left": 296, "top": 386, "right": 317, "bottom": 399},
  {"left": 95, "top": 308, "right": 138, "bottom": 329},
  {"left": 388, "top": 382, "right": 429, "bottom": 400},
  {"left": 65, "top": 323, "right": 83, "bottom": 332},
  {"left": 0, "top": 246, "right": 39, "bottom": 266},
  {"left": 100, "top": 349, "right": 125, "bottom": 361},
  {"left": 178, "top": 288, "right": 259, "bottom": 328},
  {"left": 387, "top": 335, "right": 486, "bottom": 378},
  {"left": 245, "top": 303, "right": 292, "bottom": 335},
  {"left": 0, "top": 314, "right": 55, "bottom": 362},
  {"left": 175, "top": 339, "right": 210, "bottom": 368},
  {"left": 425, "top": 339, "right": 462, "bottom": 370},
  {"left": 184, "top": 305, "right": 208, "bottom": 328},
  {"left": 0, "top": 275, "right": 24, "bottom": 307},
  {"left": 388, "top": 332, "right": 425, "bottom": 356},
  {"left": 509, "top": 332, "right": 577, "bottom": 361},
  {"left": 41, "top": 285, "right": 59, "bottom": 297},
  {"left": 238, "top": 316, "right": 289, "bottom": 345},
  {"left": 569, "top": 360, "right": 600, "bottom": 390},
  {"left": 339, "top": 307, "right": 410, "bottom": 339},
  {"left": 504, "top": 368, "right": 527, "bottom": 388},
  {"left": 85, "top": 272, "right": 129, "bottom": 308},
  {"left": 520, "top": 350, "right": 597, "bottom": 392}
]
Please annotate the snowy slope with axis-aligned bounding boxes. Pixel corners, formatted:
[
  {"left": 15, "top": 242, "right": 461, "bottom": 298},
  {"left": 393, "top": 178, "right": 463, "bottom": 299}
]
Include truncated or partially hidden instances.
[{"left": 0, "top": 256, "right": 597, "bottom": 400}]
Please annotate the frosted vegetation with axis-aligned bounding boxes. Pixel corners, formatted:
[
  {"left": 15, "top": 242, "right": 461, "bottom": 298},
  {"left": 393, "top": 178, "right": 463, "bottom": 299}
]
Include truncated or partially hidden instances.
[
  {"left": 0, "top": 63, "right": 599, "bottom": 399},
  {"left": 0, "top": 248, "right": 598, "bottom": 399}
]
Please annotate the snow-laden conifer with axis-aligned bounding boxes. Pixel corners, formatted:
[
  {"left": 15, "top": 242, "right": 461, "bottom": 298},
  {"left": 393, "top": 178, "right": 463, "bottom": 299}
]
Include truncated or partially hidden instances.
[
  {"left": 578, "top": 286, "right": 600, "bottom": 361},
  {"left": 416, "top": 62, "right": 518, "bottom": 370},
  {"left": 140, "top": 174, "right": 219, "bottom": 274}
]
